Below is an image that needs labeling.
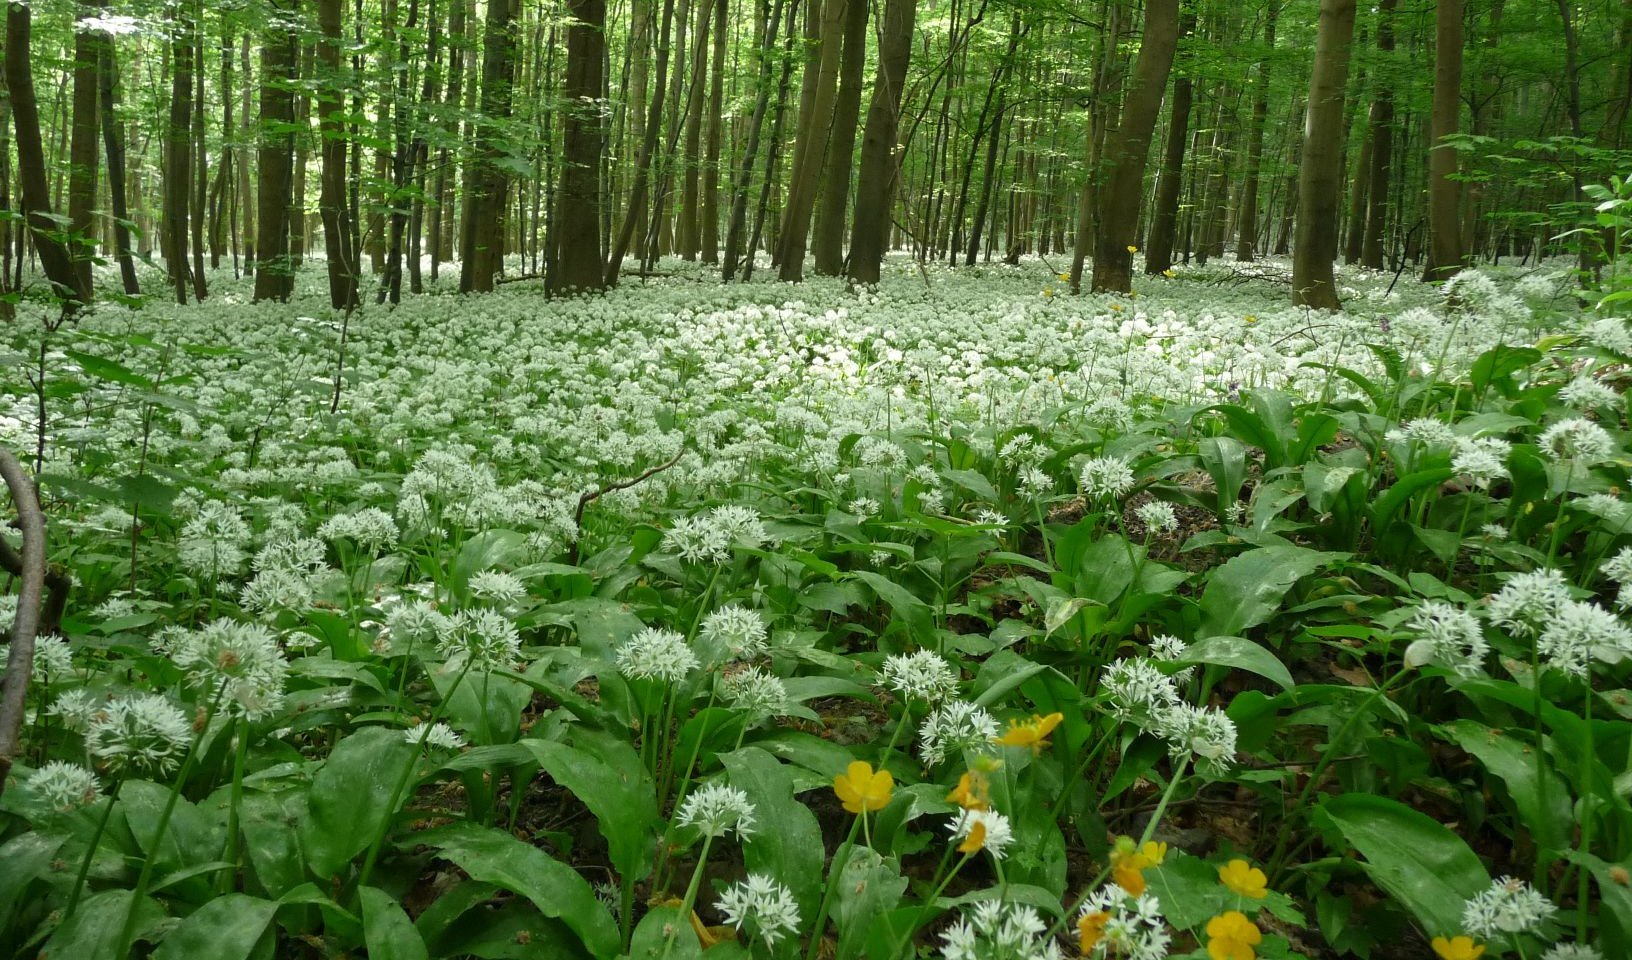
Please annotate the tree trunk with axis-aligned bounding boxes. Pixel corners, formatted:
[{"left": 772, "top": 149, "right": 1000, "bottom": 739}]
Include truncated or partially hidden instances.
[
  {"left": 460, "top": 0, "right": 520, "bottom": 292},
  {"left": 809, "top": 0, "right": 865, "bottom": 275},
  {"left": 722, "top": 0, "right": 787, "bottom": 281},
  {"left": 164, "top": 1, "right": 195, "bottom": 303},
  {"left": 603, "top": 0, "right": 677, "bottom": 285},
  {"left": 190, "top": 14, "right": 208, "bottom": 301},
  {"left": 699, "top": 0, "right": 728, "bottom": 264},
  {"left": 5, "top": 2, "right": 87, "bottom": 308},
  {"left": 1144, "top": 11, "right": 1196, "bottom": 275},
  {"left": 95, "top": 20, "right": 139, "bottom": 295},
  {"left": 1234, "top": 2, "right": 1275, "bottom": 262},
  {"left": 253, "top": 0, "right": 298, "bottom": 302},
  {"left": 1291, "top": 0, "right": 1357, "bottom": 308},
  {"left": 677, "top": 0, "right": 711, "bottom": 260},
  {"left": 846, "top": 0, "right": 915, "bottom": 285},
  {"left": 555, "top": 0, "right": 608, "bottom": 292},
  {"left": 777, "top": 0, "right": 845, "bottom": 280},
  {"left": 68, "top": 1, "right": 101, "bottom": 295},
  {"left": 1089, "top": 0, "right": 1180, "bottom": 294},
  {"left": 1360, "top": 0, "right": 1397, "bottom": 270},
  {"left": 318, "top": 0, "right": 359, "bottom": 309},
  {"left": 1422, "top": 0, "right": 1464, "bottom": 281}
]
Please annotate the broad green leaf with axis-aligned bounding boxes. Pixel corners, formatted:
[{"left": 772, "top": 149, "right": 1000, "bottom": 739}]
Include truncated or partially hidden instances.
[
  {"left": 0, "top": 832, "right": 66, "bottom": 932},
  {"left": 361, "top": 886, "right": 430, "bottom": 960},
  {"left": 522, "top": 730, "right": 658, "bottom": 881},
  {"left": 722, "top": 747, "right": 825, "bottom": 917},
  {"left": 1317, "top": 793, "right": 1488, "bottom": 936},
  {"left": 153, "top": 894, "right": 277, "bottom": 960},
  {"left": 628, "top": 904, "right": 701, "bottom": 959},
  {"left": 1198, "top": 545, "right": 1346, "bottom": 639},
  {"left": 43, "top": 890, "right": 163, "bottom": 960},
  {"left": 301, "top": 726, "right": 417, "bottom": 879},
  {"left": 833, "top": 846, "right": 908, "bottom": 960},
  {"left": 1443, "top": 720, "right": 1572, "bottom": 851},
  {"left": 1174, "top": 635, "right": 1295, "bottom": 691},
  {"left": 848, "top": 570, "right": 933, "bottom": 640},
  {"left": 416, "top": 823, "right": 620, "bottom": 958}
]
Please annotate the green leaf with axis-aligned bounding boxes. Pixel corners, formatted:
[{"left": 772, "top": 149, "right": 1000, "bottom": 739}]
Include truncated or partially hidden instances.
[
  {"left": 848, "top": 570, "right": 933, "bottom": 640},
  {"left": 65, "top": 349, "right": 152, "bottom": 387},
  {"left": 628, "top": 904, "right": 701, "bottom": 959},
  {"left": 1442, "top": 720, "right": 1572, "bottom": 851},
  {"left": 416, "top": 823, "right": 620, "bottom": 958},
  {"left": 1174, "top": 635, "right": 1295, "bottom": 691},
  {"left": 0, "top": 832, "right": 67, "bottom": 932},
  {"left": 44, "top": 890, "right": 163, "bottom": 960},
  {"left": 1198, "top": 545, "right": 1346, "bottom": 639},
  {"left": 721, "top": 747, "right": 825, "bottom": 918},
  {"left": 152, "top": 894, "right": 277, "bottom": 960},
  {"left": 1317, "top": 793, "right": 1488, "bottom": 937},
  {"left": 301, "top": 726, "right": 417, "bottom": 879},
  {"left": 361, "top": 886, "right": 430, "bottom": 960},
  {"left": 833, "top": 846, "right": 908, "bottom": 960},
  {"left": 522, "top": 730, "right": 658, "bottom": 881}
]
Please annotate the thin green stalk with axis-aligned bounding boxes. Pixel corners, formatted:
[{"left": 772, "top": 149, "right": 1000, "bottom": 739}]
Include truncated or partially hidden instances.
[
  {"left": 1267, "top": 671, "right": 1404, "bottom": 881},
  {"left": 892, "top": 850, "right": 972, "bottom": 960},
  {"left": 219, "top": 716, "right": 250, "bottom": 894},
  {"left": 804, "top": 816, "right": 865, "bottom": 960},
  {"left": 63, "top": 778, "right": 124, "bottom": 921},
  {"left": 662, "top": 834, "right": 717, "bottom": 960},
  {"left": 356, "top": 659, "right": 474, "bottom": 893},
  {"left": 1577, "top": 684, "right": 1594, "bottom": 940}
]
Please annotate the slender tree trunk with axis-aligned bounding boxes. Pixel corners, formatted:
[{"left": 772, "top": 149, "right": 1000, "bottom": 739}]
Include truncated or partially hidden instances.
[
  {"left": 1090, "top": 0, "right": 1179, "bottom": 293},
  {"left": 677, "top": 0, "right": 711, "bottom": 260},
  {"left": 68, "top": 1, "right": 101, "bottom": 295},
  {"left": 1234, "top": 2, "right": 1276, "bottom": 262},
  {"left": 95, "top": 22, "right": 139, "bottom": 295},
  {"left": 1291, "top": 0, "right": 1357, "bottom": 308},
  {"left": 164, "top": 1, "right": 195, "bottom": 303},
  {"left": 1423, "top": 0, "right": 1464, "bottom": 281},
  {"left": 5, "top": 2, "right": 88, "bottom": 308},
  {"left": 459, "top": 0, "right": 520, "bottom": 292},
  {"left": 699, "top": 0, "right": 728, "bottom": 264},
  {"left": 1360, "top": 0, "right": 1397, "bottom": 270},
  {"left": 604, "top": 0, "right": 677, "bottom": 285},
  {"left": 846, "top": 0, "right": 915, "bottom": 285},
  {"left": 809, "top": 0, "right": 865, "bottom": 275},
  {"left": 190, "top": 13, "right": 208, "bottom": 300},
  {"left": 722, "top": 0, "right": 786, "bottom": 281},
  {"left": 1145, "top": 12, "right": 1196, "bottom": 275},
  {"left": 777, "top": 0, "right": 845, "bottom": 280},
  {"left": 744, "top": 0, "right": 798, "bottom": 279},
  {"left": 318, "top": 0, "right": 359, "bottom": 308},
  {"left": 239, "top": 36, "right": 256, "bottom": 275},
  {"left": 253, "top": 0, "right": 298, "bottom": 302},
  {"left": 555, "top": 0, "right": 608, "bottom": 292}
]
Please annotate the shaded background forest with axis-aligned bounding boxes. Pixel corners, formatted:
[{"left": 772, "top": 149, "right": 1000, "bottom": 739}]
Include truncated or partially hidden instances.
[{"left": 4, "top": 0, "right": 1630, "bottom": 314}]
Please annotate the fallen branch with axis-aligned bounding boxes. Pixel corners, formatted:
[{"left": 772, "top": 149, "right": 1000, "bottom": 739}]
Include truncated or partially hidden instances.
[
  {"left": 0, "top": 445, "right": 49, "bottom": 797},
  {"left": 569, "top": 447, "right": 687, "bottom": 565}
]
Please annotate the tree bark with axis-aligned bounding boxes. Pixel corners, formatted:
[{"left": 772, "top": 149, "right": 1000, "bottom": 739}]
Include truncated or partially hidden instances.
[
  {"left": 95, "top": 20, "right": 139, "bottom": 295},
  {"left": 459, "top": 0, "right": 521, "bottom": 292},
  {"left": 1089, "top": 0, "right": 1180, "bottom": 294},
  {"left": 776, "top": 0, "right": 845, "bottom": 280},
  {"left": 700, "top": 0, "right": 728, "bottom": 264},
  {"left": 722, "top": 0, "right": 787, "bottom": 281},
  {"left": 253, "top": 0, "right": 298, "bottom": 302},
  {"left": 1234, "top": 2, "right": 1276, "bottom": 262},
  {"left": 68, "top": 1, "right": 101, "bottom": 295},
  {"left": 4, "top": 2, "right": 87, "bottom": 308},
  {"left": 1360, "top": 0, "right": 1397, "bottom": 270},
  {"left": 809, "top": 0, "right": 865, "bottom": 275},
  {"left": 603, "top": 0, "right": 677, "bottom": 285},
  {"left": 555, "top": 0, "right": 608, "bottom": 292},
  {"left": 1291, "top": 0, "right": 1357, "bottom": 308},
  {"left": 318, "top": 0, "right": 359, "bottom": 309},
  {"left": 1144, "top": 10, "right": 1196, "bottom": 275},
  {"left": 164, "top": 0, "right": 195, "bottom": 303},
  {"left": 1423, "top": 0, "right": 1464, "bottom": 281},
  {"left": 845, "top": 0, "right": 916, "bottom": 285}
]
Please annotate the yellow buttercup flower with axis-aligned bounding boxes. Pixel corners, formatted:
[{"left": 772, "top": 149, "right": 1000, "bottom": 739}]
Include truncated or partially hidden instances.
[
  {"left": 1078, "top": 910, "right": 1110, "bottom": 954},
  {"left": 1126, "top": 245, "right": 1139, "bottom": 253},
  {"left": 833, "top": 760, "right": 894, "bottom": 815},
  {"left": 956, "top": 817, "right": 988, "bottom": 854},
  {"left": 1058, "top": 272, "right": 1071, "bottom": 281},
  {"left": 946, "top": 770, "right": 991, "bottom": 810},
  {"left": 1110, "top": 838, "right": 1167, "bottom": 896},
  {"left": 995, "top": 712, "right": 1064, "bottom": 751},
  {"left": 1205, "top": 911, "right": 1262, "bottom": 960},
  {"left": 1431, "top": 936, "right": 1485, "bottom": 960},
  {"left": 1044, "top": 288, "right": 1055, "bottom": 297},
  {"left": 1243, "top": 314, "right": 1258, "bottom": 324},
  {"left": 1162, "top": 268, "right": 1175, "bottom": 278},
  {"left": 1218, "top": 859, "right": 1268, "bottom": 899}
]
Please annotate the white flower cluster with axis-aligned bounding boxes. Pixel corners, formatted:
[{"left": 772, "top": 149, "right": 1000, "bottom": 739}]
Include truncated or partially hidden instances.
[
  {"left": 881, "top": 649, "right": 960, "bottom": 703},
  {"left": 938, "top": 900, "right": 1062, "bottom": 960},
  {"left": 675, "top": 782, "right": 756, "bottom": 838},
  {"left": 716, "top": 873, "right": 801, "bottom": 946},
  {"left": 1461, "top": 876, "right": 1556, "bottom": 939}
]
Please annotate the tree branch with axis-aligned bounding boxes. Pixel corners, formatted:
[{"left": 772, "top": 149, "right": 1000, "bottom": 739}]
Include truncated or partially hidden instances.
[{"left": 0, "top": 445, "right": 48, "bottom": 797}]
